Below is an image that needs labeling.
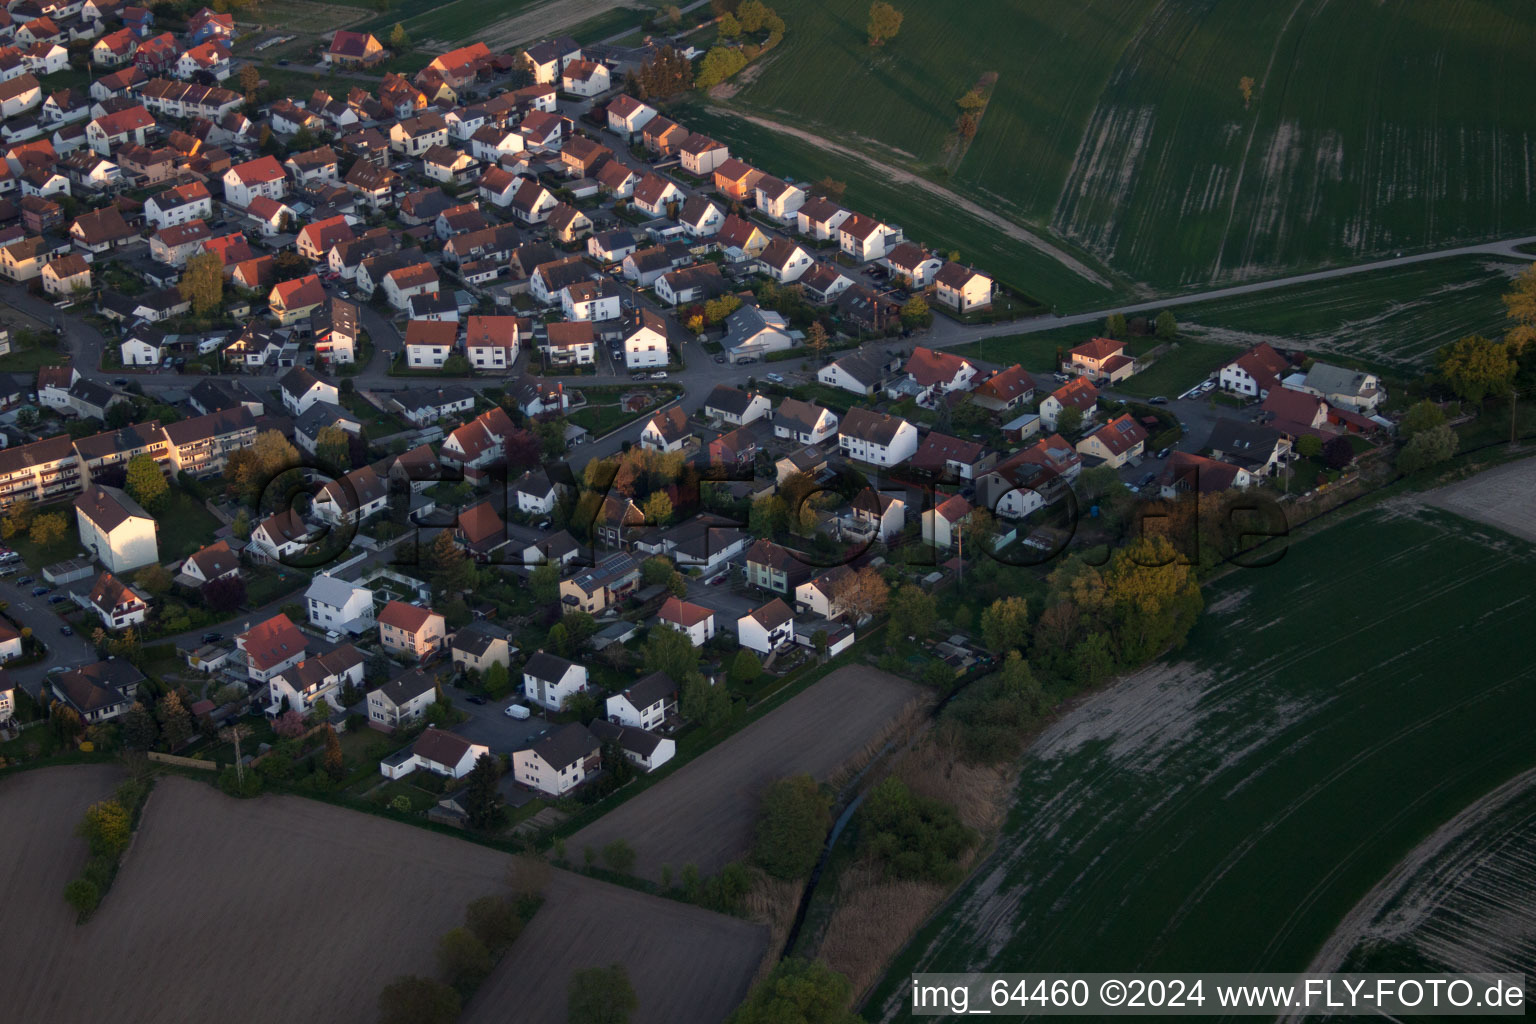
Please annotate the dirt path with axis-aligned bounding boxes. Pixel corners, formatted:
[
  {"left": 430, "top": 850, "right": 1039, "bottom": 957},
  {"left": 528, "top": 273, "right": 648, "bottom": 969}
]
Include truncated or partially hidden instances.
[{"left": 710, "top": 107, "right": 1116, "bottom": 291}]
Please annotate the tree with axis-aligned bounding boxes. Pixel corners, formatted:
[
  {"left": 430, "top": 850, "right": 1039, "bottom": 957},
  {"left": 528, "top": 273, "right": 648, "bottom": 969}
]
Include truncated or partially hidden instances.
[
  {"left": 157, "top": 691, "right": 194, "bottom": 750},
  {"left": 389, "top": 22, "right": 409, "bottom": 48},
  {"left": 122, "top": 701, "right": 158, "bottom": 750},
  {"left": 203, "top": 574, "right": 246, "bottom": 612},
  {"left": 465, "top": 894, "right": 523, "bottom": 952},
  {"left": 530, "top": 561, "right": 561, "bottom": 604},
  {"left": 133, "top": 562, "right": 172, "bottom": 596},
  {"left": 900, "top": 294, "right": 929, "bottom": 328},
  {"left": 730, "top": 648, "right": 762, "bottom": 685},
  {"left": 696, "top": 46, "right": 748, "bottom": 89},
  {"left": 727, "top": 959, "right": 861, "bottom": 1024},
  {"left": 1502, "top": 261, "right": 1536, "bottom": 353},
  {"left": 238, "top": 62, "right": 260, "bottom": 95},
  {"left": 483, "top": 660, "right": 512, "bottom": 699},
  {"left": 1399, "top": 399, "right": 1446, "bottom": 441},
  {"left": 1105, "top": 312, "right": 1127, "bottom": 339},
  {"left": 602, "top": 838, "right": 637, "bottom": 873},
  {"left": 753, "top": 774, "right": 831, "bottom": 879},
  {"left": 979, "top": 595, "right": 1029, "bottom": 653},
  {"left": 568, "top": 963, "right": 638, "bottom": 1024},
  {"left": 378, "top": 976, "right": 460, "bottom": 1024},
  {"left": 887, "top": 583, "right": 936, "bottom": 642},
  {"left": 632, "top": 45, "right": 693, "bottom": 100},
  {"left": 805, "top": 320, "right": 829, "bottom": 361},
  {"left": 30, "top": 512, "right": 67, "bottom": 546},
  {"left": 427, "top": 528, "right": 474, "bottom": 594},
  {"left": 1295, "top": 434, "right": 1323, "bottom": 458},
  {"left": 231, "top": 507, "right": 251, "bottom": 540},
  {"left": 436, "top": 926, "right": 492, "bottom": 995},
  {"left": 717, "top": 11, "right": 741, "bottom": 36},
  {"left": 703, "top": 293, "right": 742, "bottom": 325},
  {"left": 1397, "top": 423, "right": 1458, "bottom": 475},
  {"left": 77, "top": 800, "right": 131, "bottom": 857},
  {"left": 546, "top": 622, "right": 570, "bottom": 656},
  {"left": 867, "top": 1, "right": 903, "bottom": 45},
  {"left": 748, "top": 494, "right": 786, "bottom": 537},
  {"left": 64, "top": 878, "right": 101, "bottom": 916},
  {"left": 1437, "top": 334, "right": 1516, "bottom": 405},
  {"left": 641, "top": 490, "right": 673, "bottom": 526},
  {"left": 736, "top": 0, "right": 778, "bottom": 33},
  {"left": 315, "top": 425, "right": 352, "bottom": 472},
  {"left": 830, "top": 566, "right": 888, "bottom": 622},
  {"left": 1321, "top": 435, "right": 1354, "bottom": 470},
  {"left": 1056, "top": 406, "right": 1084, "bottom": 438},
  {"left": 856, "top": 775, "right": 975, "bottom": 884},
  {"left": 813, "top": 176, "right": 846, "bottom": 201},
  {"left": 463, "top": 752, "right": 502, "bottom": 830},
  {"left": 643, "top": 625, "right": 698, "bottom": 681},
  {"left": 321, "top": 724, "right": 344, "bottom": 779},
  {"left": 1239, "top": 75, "right": 1256, "bottom": 108},
  {"left": 1154, "top": 309, "right": 1177, "bottom": 340},
  {"left": 124, "top": 454, "right": 168, "bottom": 514},
  {"left": 178, "top": 251, "right": 224, "bottom": 316}
]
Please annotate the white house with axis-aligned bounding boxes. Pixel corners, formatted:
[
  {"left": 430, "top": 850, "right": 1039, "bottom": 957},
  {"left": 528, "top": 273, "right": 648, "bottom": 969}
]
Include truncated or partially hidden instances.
[
  {"left": 623, "top": 310, "right": 669, "bottom": 369},
  {"left": 773, "top": 397, "right": 839, "bottom": 445},
  {"left": 589, "top": 720, "right": 675, "bottom": 773},
  {"left": 1219, "top": 342, "right": 1290, "bottom": 399},
  {"left": 73, "top": 485, "right": 158, "bottom": 573},
  {"left": 305, "top": 573, "right": 376, "bottom": 634},
  {"left": 932, "top": 261, "right": 993, "bottom": 312},
  {"left": 512, "top": 722, "right": 599, "bottom": 796},
  {"left": 737, "top": 598, "right": 794, "bottom": 654},
  {"left": 521, "top": 651, "right": 587, "bottom": 711},
  {"left": 605, "top": 93, "right": 656, "bottom": 138},
  {"left": 266, "top": 645, "right": 365, "bottom": 718},
  {"left": 604, "top": 670, "right": 675, "bottom": 731},
  {"left": 235, "top": 613, "right": 308, "bottom": 685},
  {"left": 367, "top": 666, "right": 438, "bottom": 732},
  {"left": 381, "top": 727, "right": 489, "bottom": 780},
  {"left": 702, "top": 384, "right": 771, "bottom": 426},
  {"left": 221, "top": 154, "right": 287, "bottom": 208},
  {"left": 656, "top": 595, "right": 715, "bottom": 647},
  {"left": 279, "top": 366, "right": 339, "bottom": 417},
  {"left": 838, "top": 407, "right": 919, "bottom": 466},
  {"left": 512, "top": 469, "right": 559, "bottom": 515},
  {"left": 86, "top": 571, "right": 148, "bottom": 630},
  {"left": 753, "top": 176, "right": 805, "bottom": 223}
]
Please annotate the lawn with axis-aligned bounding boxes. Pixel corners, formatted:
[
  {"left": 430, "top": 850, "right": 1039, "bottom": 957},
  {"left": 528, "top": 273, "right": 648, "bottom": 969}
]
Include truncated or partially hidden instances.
[
  {"left": 867, "top": 501, "right": 1536, "bottom": 1017},
  {"left": 715, "top": 0, "right": 1536, "bottom": 291},
  {"left": 7, "top": 508, "right": 84, "bottom": 569},
  {"left": 0, "top": 338, "right": 70, "bottom": 374},
  {"left": 1113, "top": 339, "right": 1236, "bottom": 399},
  {"left": 568, "top": 402, "right": 647, "bottom": 437},
  {"left": 155, "top": 491, "right": 223, "bottom": 561}
]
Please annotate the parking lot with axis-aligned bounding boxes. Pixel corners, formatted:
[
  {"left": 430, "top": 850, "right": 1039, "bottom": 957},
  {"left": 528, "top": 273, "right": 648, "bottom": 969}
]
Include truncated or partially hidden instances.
[{"left": 447, "top": 688, "right": 554, "bottom": 756}]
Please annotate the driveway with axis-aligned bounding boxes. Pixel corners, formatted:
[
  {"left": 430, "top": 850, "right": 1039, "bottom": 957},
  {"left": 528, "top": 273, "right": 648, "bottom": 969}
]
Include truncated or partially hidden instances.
[
  {"left": 449, "top": 691, "right": 554, "bottom": 756},
  {"left": 0, "top": 576, "right": 99, "bottom": 697}
]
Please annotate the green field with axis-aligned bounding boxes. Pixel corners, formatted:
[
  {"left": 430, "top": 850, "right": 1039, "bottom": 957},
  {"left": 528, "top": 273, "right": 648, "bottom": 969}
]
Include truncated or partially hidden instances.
[
  {"left": 717, "top": 0, "right": 1536, "bottom": 293},
  {"left": 1176, "top": 255, "right": 1525, "bottom": 373},
  {"left": 675, "top": 105, "right": 1120, "bottom": 312},
  {"left": 866, "top": 502, "right": 1536, "bottom": 1017}
]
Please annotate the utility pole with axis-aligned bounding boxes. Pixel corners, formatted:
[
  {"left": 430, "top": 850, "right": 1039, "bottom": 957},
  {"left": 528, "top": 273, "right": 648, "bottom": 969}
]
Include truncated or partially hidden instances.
[{"left": 1511, "top": 390, "right": 1519, "bottom": 444}]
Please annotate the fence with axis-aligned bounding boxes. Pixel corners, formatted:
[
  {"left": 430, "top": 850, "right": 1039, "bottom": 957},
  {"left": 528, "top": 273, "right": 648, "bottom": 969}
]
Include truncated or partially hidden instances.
[{"left": 147, "top": 751, "right": 218, "bottom": 772}]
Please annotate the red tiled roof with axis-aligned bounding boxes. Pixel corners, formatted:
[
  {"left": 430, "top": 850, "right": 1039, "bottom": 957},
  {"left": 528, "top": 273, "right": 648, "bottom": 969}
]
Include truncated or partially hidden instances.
[
  {"left": 378, "top": 599, "right": 439, "bottom": 633},
  {"left": 238, "top": 613, "right": 306, "bottom": 671}
]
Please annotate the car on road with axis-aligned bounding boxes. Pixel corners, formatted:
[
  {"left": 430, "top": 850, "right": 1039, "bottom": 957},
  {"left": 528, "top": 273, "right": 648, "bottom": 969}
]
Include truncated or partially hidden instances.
[
  {"left": 201, "top": 631, "right": 222, "bottom": 643},
  {"left": 1148, "top": 396, "right": 1168, "bottom": 405},
  {"left": 113, "top": 378, "right": 128, "bottom": 387},
  {"left": 1054, "top": 372, "right": 1070, "bottom": 383},
  {"left": 1157, "top": 447, "right": 1171, "bottom": 459},
  {"left": 1138, "top": 472, "right": 1158, "bottom": 488},
  {"left": 650, "top": 370, "right": 668, "bottom": 379},
  {"left": 276, "top": 58, "right": 289, "bottom": 65},
  {"left": 535, "top": 520, "right": 551, "bottom": 531},
  {"left": 17, "top": 576, "right": 33, "bottom": 585},
  {"left": 765, "top": 372, "right": 784, "bottom": 383},
  {"left": 59, "top": 625, "right": 72, "bottom": 636},
  {"left": 31, "top": 586, "right": 50, "bottom": 596},
  {"left": 631, "top": 372, "right": 646, "bottom": 381},
  {"left": 467, "top": 695, "right": 488, "bottom": 705},
  {"left": 713, "top": 356, "right": 725, "bottom": 363},
  {"left": 48, "top": 594, "right": 66, "bottom": 604},
  {"left": 339, "top": 289, "right": 350, "bottom": 299}
]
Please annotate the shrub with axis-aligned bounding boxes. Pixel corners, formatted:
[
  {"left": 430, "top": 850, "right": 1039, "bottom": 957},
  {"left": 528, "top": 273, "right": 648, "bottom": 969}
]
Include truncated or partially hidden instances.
[
  {"left": 856, "top": 776, "right": 975, "bottom": 885},
  {"left": 377, "top": 975, "right": 460, "bottom": 1024},
  {"left": 752, "top": 775, "right": 832, "bottom": 880},
  {"left": 63, "top": 877, "right": 100, "bottom": 916},
  {"left": 436, "top": 927, "right": 492, "bottom": 996}
]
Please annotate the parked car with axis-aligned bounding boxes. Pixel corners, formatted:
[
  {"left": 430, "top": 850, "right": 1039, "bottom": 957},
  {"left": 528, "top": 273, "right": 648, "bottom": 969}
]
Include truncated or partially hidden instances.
[
  {"left": 467, "top": 695, "right": 487, "bottom": 705},
  {"left": 201, "top": 631, "right": 222, "bottom": 643},
  {"left": 1138, "top": 472, "right": 1158, "bottom": 488},
  {"left": 1157, "top": 447, "right": 1171, "bottom": 459},
  {"left": 650, "top": 371, "right": 668, "bottom": 379},
  {"left": 17, "top": 576, "right": 33, "bottom": 585},
  {"left": 713, "top": 356, "right": 725, "bottom": 363},
  {"left": 504, "top": 704, "right": 531, "bottom": 719},
  {"left": 59, "top": 625, "right": 73, "bottom": 636},
  {"left": 765, "top": 372, "right": 784, "bottom": 383},
  {"left": 112, "top": 378, "right": 128, "bottom": 387},
  {"left": 48, "top": 594, "right": 66, "bottom": 604},
  {"left": 31, "top": 586, "right": 50, "bottom": 596},
  {"left": 631, "top": 372, "right": 646, "bottom": 381},
  {"left": 1148, "top": 396, "right": 1168, "bottom": 405}
]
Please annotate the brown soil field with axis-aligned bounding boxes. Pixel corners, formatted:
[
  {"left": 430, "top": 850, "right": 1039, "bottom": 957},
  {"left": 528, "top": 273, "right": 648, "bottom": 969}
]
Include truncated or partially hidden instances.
[
  {"left": 568, "top": 665, "right": 926, "bottom": 882},
  {"left": 0, "top": 764, "right": 124, "bottom": 1020},
  {"left": 464, "top": 870, "right": 768, "bottom": 1024},
  {"left": 3, "top": 771, "right": 764, "bottom": 1024}
]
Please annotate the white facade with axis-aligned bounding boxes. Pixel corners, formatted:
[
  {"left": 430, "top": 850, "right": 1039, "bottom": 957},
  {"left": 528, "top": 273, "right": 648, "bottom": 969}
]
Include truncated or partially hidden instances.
[
  {"left": 522, "top": 658, "right": 588, "bottom": 711},
  {"left": 76, "top": 506, "right": 158, "bottom": 574},
  {"left": 624, "top": 322, "right": 668, "bottom": 369}
]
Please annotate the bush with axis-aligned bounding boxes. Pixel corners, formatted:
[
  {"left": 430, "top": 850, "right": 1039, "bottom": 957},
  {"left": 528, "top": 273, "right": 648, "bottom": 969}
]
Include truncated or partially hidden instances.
[
  {"left": 464, "top": 894, "right": 524, "bottom": 952},
  {"left": 76, "top": 800, "right": 131, "bottom": 858},
  {"left": 436, "top": 926, "right": 492, "bottom": 996},
  {"left": 856, "top": 776, "right": 975, "bottom": 885},
  {"left": 752, "top": 775, "right": 832, "bottom": 880},
  {"left": 63, "top": 877, "right": 100, "bottom": 916},
  {"left": 377, "top": 975, "right": 460, "bottom": 1024},
  {"left": 601, "top": 838, "right": 637, "bottom": 874}
]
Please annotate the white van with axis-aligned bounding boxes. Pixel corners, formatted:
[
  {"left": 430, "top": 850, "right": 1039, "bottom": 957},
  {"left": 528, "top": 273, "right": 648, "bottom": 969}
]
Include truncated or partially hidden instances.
[{"left": 504, "top": 704, "right": 531, "bottom": 720}]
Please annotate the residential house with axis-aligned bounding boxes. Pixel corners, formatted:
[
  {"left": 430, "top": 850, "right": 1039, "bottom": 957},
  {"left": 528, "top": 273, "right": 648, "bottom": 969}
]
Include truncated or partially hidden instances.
[
  {"left": 714, "top": 213, "right": 768, "bottom": 261},
  {"left": 74, "top": 484, "right": 156, "bottom": 572},
  {"left": 713, "top": 157, "right": 763, "bottom": 200},
  {"left": 845, "top": 486, "right": 904, "bottom": 544},
  {"left": 222, "top": 154, "right": 286, "bottom": 207},
  {"left": 796, "top": 196, "right": 850, "bottom": 241},
  {"left": 558, "top": 551, "right": 640, "bottom": 614},
  {"left": 605, "top": 671, "right": 675, "bottom": 730},
  {"left": 773, "top": 397, "right": 838, "bottom": 445},
  {"left": 737, "top": 597, "right": 794, "bottom": 653},
  {"left": 313, "top": 297, "right": 359, "bottom": 365},
  {"left": 454, "top": 500, "right": 510, "bottom": 561},
  {"left": 248, "top": 507, "right": 314, "bottom": 563},
  {"left": 1068, "top": 336, "right": 1135, "bottom": 384},
  {"left": 278, "top": 365, "right": 337, "bottom": 416},
  {"left": 703, "top": 384, "right": 771, "bottom": 426},
  {"left": 1292, "top": 362, "right": 1385, "bottom": 413},
  {"left": 1204, "top": 419, "right": 1290, "bottom": 478},
  {"left": 818, "top": 347, "right": 893, "bottom": 395},
  {"left": 838, "top": 407, "right": 919, "bottom": 466},
  {"left": 588, "top": 719, "right": 674, "bottom": 773},
  {"left": 1038, "top": 376, "right": 1098, "bottom": 432},
  {"left": 561, "top": 58, "right": 609, "bottom": 96},
  {"left": 48, "top": 659, "right": 143, "bottom": 724},
  {"left": 604, "top": 93, "right": 655, "bottom": 138},
  {"left": 638, "top": 405, "right": 692, "bottom": 453},
  {"left": 679, "top": 193, "right": 723, "bottom": 237},
  {"left": 521, "top": 650, "right": 588, "bottom": 711},
  {"left": 884, "top": 242, "right": 942, "bottom": 288},
  {"left": 903, "top": 346, "right": 977, "bottom": 404},
  {"left": 623, "top": 309, "right": 669, "bottom": 369},
  {"left": 561, "top": 278, "right": 620, "bottom": 322},
  {"left": 1159, "top": 451, "right": 1253, "bottom": 499},
  {"left": 381, "top": 727, "right": 489, "bottom": 780},
  {"left": 377, "top": 600, "right": 446, "bottom": 660},
  {"left": 40, "top": 251, "right": 89, "bottom": 296},
  {"left": 325, "top": 29, "right": 384, "bottom": 66},
  {"left": 268, "top": 274, "right": 325, "bottom": 325},
  {"left": 631, "top": 171, "right": 682, "bottom": 218},
  {"left": 971, "top": 364, "right": 1034, "bottom": 412},
  {"left": 543, "top": 319, "right": 595, "bottom": 367},
  {"left": 162, "top": 406, "right": 256, "bottom": 476},
  {"left": 311, "top": 465, "right": 388, "bottom": 525},
  {"left": 932, "top": 261, "right": 992, "bottom": 312},
  {"left": 367, "top": 666, "right": 438, "bottom": 731},
  {"left": 656, "top": 595, "right": 715, "bottom": 647},
  {"left": 86, "top": 570, "right": 147, "bottom": 628},
  {"left": 910, "top": 432, "right": 993, "bottom": 481},
  {"left": 1220, "top": 342, "right": 1290, "bottom": 399},
  {"left": 744, "top": 538, "right": 810, "bottom": 595},
  {"left": 838, "top": 212, "right": 897, "bottom": 262},
  {"left": 512, "top": 722, "right": 599, "bottom": 795},
  {"left": 462, "top": 314, "right": 522, "bottom": 372},
  {"left": 179, "top": 539, "right": 239, "bottom": 587},
  {"left": 756, "top": 236, "right": 812, "bottom": 283},
  {"left": 235, "top": 613, "right": 307, "bottom": 684},
  {"left": 654, "top": 263, "right": 725, "bottom": 306},
  {"left": 1075, "top": 413, "right": 1148, "bottom": 468},
  {"left": 722, "top": 304, "right": 793, "bottom": 364},
  {"left": 266, "top": 644, "right": 365, "bottom": 717},
  {"left": 403, "top": 318, "right": 456, "bottom": 368},
  {"left": 512, "top": 468, "right": 558, "bottom": 515},
  {"left": 678, "top": 133, "right": 727, "bottom": 175},
  {"left": 920, "top": 493, "right": 972, "bottom": 551},
  {"left": 450, "top": 623, "right": 512, "bottom": 676}
]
